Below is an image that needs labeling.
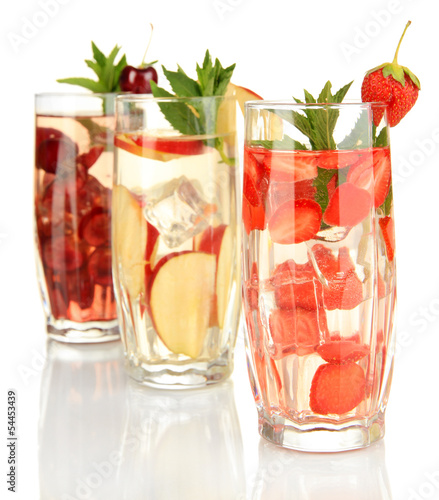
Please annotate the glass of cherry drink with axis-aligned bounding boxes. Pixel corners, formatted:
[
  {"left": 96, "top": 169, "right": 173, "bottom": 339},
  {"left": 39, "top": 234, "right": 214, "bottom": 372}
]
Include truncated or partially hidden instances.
[
  {"left": 34, "top": 93, "right": 119, "bottom": 342},
  {"left": 242, "top": 100, "right": 396, "bottom": 451}
]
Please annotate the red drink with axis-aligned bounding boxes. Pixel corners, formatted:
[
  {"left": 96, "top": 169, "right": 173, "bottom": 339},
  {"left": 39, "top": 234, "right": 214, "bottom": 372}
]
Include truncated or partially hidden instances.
[
  {"left": 35, "top": 94, "right": 118, "bottom": 341},
  {"left": 242, "top": 100, "right": 396, "bottom": 451}
]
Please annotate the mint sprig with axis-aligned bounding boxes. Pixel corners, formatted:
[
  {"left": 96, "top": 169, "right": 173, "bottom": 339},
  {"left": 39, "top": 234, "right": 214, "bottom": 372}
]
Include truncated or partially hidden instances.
[
  {"left": 150, "top": 50, "right": 236, "bottom": 164},
  {"left": 57, "top": 42, "right": 127, "bottom": 93}
]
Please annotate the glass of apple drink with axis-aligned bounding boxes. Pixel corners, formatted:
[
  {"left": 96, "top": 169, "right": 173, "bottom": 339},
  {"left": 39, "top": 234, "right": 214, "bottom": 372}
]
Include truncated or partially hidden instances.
[
  {"left": 242, "top": 99, "right": 396, "bottom": 451},
  {"left": 35, "top": 94, "right": 119, "bottom": 342},
  {"left": 113, "top": 94, "right": 241, "bottom": 387}
]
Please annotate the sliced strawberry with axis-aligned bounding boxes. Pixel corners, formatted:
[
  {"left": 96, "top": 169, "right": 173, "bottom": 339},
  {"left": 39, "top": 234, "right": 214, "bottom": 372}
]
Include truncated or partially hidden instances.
[
  {"left": 269, "top": 307, "right": 322, "bottom": 358},
  {"left": 316, "top": 150, "right": 363, "bottom": 170},
  {"left": 309, "top": 362, "right": 366, "bottom": 415},
  {"left": 78, "top": 207, "right": 111, "bottom": 247},
  {"left": 242, "top": 198, "right": 266, "bottom": 233},
  {"left": 268, "top": 198, "right": 322, "bottom": 244},
  {"left": 317, "top": 341, "right": 369, "bottom": 364},
  {"left": 379, "top": 216, "right": 395, "bottom": 261},
  {"left": 243, "top": 172, "right": 262, "bottom": 207},
  {"left": 272, "top": 259, "right": 322, "bottom": 311},
  {"left": 87, "top": 246, "right": 113, "bottom": 287},
  {"left": 347, "top": 147, "right": 391, "bottom": 208},
  {"left": 312, "top": 245, "right": 363, "bottom": 310},
  {"left": 264, "top": 150, "right": 318, "bottom": 183},
  {"left": 323, "top": 182, "right": 372, "bottom": 227},
  {"left": 77, "top": 145, "right": 105, "bottom": 170}
]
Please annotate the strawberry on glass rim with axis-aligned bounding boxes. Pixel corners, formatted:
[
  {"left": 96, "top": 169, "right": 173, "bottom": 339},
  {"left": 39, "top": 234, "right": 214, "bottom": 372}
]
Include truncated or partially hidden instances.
[{"left": 361, "top": 21, "right": 420, "bottom": 127}]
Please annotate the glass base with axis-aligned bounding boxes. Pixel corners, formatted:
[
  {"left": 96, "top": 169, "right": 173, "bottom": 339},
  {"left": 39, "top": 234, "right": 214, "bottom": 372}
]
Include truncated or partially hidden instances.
[
  {"left": 47, "top": 318, "right": 120, "bottom": 343},
  {"left": 124, "top": 353, "right": 234, "bottom": 389},
  {"left": 258, "top": 409, "right": 385, "bottom": 453}
]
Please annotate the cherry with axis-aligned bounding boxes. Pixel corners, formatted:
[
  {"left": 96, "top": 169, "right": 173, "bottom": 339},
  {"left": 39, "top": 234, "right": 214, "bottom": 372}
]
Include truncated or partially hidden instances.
[
  {"left": 78, "top": 207, "right": 111, "bottom": 247},
  {"left": 88, "top": 246, "right": 113, "bottom": 287},
  {"left": 119, "top": 23, "right": 158, "bottom": 94},
  {"left": 36, "top": 137, "right": 78, "bottom": 174},
  {"left": 43, "top": 235, "right": 85, "bottom": 272}
]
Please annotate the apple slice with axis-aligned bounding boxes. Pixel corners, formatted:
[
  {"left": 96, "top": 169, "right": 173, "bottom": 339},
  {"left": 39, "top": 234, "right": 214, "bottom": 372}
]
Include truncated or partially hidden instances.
[
  {"left": 149, "top": 251, "right": 216, "bottom": 358},
  {"left": 112, "top": 185, "right": 148, "bottom": 298},
  {"left": 198, "top": 225, "right": 234, "bottom": 329},
  {"left": 115, "top": 134, "right": 183, "bottom": 162}
]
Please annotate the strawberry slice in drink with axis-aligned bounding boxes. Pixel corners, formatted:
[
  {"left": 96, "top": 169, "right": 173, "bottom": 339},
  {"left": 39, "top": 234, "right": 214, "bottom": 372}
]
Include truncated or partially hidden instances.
[
  {"left": 269, "top": 307, "right": 324, "bottom": 358},
  {"left": 271, "top": 259, "right": 322, "bottom": 311},
  {"left": 243, "top": 147, "right": 269, "bottom": 232},
  {"left": 347, "top": 147, "right": 391, "bottom": 208},
  {"left": 379, "top": 215, "right": 395, "bottom": 262},
  {"left": 316, "top": 149, "right": 364, "bottom": 170},
  {"left": 268, "top": 198, "right": 322, "bottom": 244},
  {"left": 264, "top": 150, "right": 318, "bottom": 182},
  {"left": 317, "top": 340, "right": 369, "bottom": 364},
  {"left": 312, "top": 245, "right": 363, "bottom": 310},
  {"left": 323, "top": 182, "right": 372, "bottom": 228},
  {"left": 309, "top": 361, "right": 366, "bottom": 415}
]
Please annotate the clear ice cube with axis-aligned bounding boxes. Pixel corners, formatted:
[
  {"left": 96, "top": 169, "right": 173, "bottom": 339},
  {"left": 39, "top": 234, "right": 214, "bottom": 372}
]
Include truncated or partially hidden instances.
[{"left": 143, "top": 176, "right": 213, "bottom": 248}]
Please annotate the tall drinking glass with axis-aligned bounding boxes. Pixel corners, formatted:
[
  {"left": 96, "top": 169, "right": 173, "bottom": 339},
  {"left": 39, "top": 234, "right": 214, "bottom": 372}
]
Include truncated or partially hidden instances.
[
  {"left": 242, "top": 101, "right": 396, "bottom": 451},
  {"left": 34, "top": 93, "right": 119, "bottom": 343},
  {"left": 113, "top": 94, "right": 241, "bottom": 387}
]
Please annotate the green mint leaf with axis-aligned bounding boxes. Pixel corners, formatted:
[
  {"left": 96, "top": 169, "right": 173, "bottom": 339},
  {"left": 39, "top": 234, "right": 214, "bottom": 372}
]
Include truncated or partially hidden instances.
[
  {"left": 313, "top": 167, "right": 337, "bottom": 215},
  {"left": 251, "top": 136, "right": 307, "bottom": 150},
  {"left": 150, "top": 82, "right": 204, "bottom": 136},
  {"left": 381, "top": 184, "right": 393, "bottom": 216},
  {"left": 196, "top": 50, "right": 215, "bottom": 95},
  {"left": 91, "top": 42, "right": 106, "bottom": 68},
  {"left": 374, "top": 127, "right": 389, "bottom": 147},
  {"left": 338, "top": 112, "right": 369, "bottom": 149},
  {"left": 85, "top": 59, "right": 102, "bottom": 79},
  {"left": 162, "top": 66, "right": 202, "bottom": 97},
  {"left": 56, "top": 77, "right": 108, "bottom": 93},
  {"left": 214, "top": 60, "right": 235, "bottom": 96},
  {"left": 58, "top": 42, "right": 127, "bottom": 93},
  {"left": 333, "top": 81, "right": 353, "bottom": 103}
]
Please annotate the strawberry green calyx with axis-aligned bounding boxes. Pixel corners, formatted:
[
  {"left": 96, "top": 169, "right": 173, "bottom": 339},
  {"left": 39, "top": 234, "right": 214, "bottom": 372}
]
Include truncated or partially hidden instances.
[{"left": 365, "top": 21, "right": 420, "bottom": 89}]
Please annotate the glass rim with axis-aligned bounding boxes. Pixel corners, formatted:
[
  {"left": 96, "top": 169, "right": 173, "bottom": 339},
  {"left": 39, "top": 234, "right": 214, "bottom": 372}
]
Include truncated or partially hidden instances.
[
  {"left": 115, "top": 93, "right": 230, "bottom": 104},
  {"left": 35, "top": 92, "right": 118, "bottom": 99},
  {"left": 245, "top": 99, "right": 388, "bottom": 110}
]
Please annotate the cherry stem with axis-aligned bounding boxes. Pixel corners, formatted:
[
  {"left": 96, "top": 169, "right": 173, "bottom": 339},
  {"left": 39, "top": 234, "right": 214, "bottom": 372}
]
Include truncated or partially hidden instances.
[
  {"left": 140, "top": 23, "right": 154, "bottom": 68},
  {"left": 392, "top": 20, "right": 411, "bottom": 64}
]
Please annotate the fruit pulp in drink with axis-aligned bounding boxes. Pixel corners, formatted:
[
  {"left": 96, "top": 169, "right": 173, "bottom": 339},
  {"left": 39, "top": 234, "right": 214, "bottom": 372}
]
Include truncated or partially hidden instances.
[
  {"left": 35, "top": 115, "right": 117, "bottom": 325},
  {"left": 242, "top": 144, "right": 396, "bottom": 423},
  {"left": 113, "top": 132, "right": 239, "bottom": 369}
]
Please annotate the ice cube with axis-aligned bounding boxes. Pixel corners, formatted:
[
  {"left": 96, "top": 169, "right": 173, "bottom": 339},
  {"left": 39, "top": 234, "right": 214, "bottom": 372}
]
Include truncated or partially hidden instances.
[{"left": 143, "top": 176, "right": 214, "bottom": 248}]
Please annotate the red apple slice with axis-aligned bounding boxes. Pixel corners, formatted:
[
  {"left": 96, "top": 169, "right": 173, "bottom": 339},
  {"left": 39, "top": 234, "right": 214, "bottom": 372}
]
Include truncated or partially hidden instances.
[
  {"left": 149, "top": 251, "right": 216, "bottom": 358},
  {"left": 198, "top": 225, "right": 234, "bottom": 329},
  {"left": 112, "top": 185, "right": 148, "bottom": 298},
  {"left": 115, "top": 134, "right": 182, "bottom": 162}
]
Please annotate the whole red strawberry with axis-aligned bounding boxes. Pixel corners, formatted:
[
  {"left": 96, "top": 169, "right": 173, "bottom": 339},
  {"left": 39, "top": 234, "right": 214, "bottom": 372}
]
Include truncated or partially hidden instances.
[{"left": 361, "top": 21, "right": 420, "bottom": 127}]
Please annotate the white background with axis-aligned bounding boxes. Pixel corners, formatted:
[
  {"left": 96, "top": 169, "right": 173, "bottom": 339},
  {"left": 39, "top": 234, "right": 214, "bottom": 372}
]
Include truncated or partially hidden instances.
[{"left": 2, "top": 0, "right": 439, "bottom": 499}]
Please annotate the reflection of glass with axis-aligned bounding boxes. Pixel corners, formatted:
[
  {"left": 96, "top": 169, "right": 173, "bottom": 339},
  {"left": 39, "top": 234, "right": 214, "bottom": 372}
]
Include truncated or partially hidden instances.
[
  {"left": 113, "top": 94, "right": 241, "bottom": 388},
  {"left": 35, "top": 93, "right": 119, "bottom": 342},
  {"left": 39, "top": 340, "right": 127, "bottom": 499},
  {"left": 252, "top": 439, "right": 392, "bottom": 499},
  {"left": 117, "top": 379, "right": 246, "bottom": 499}
]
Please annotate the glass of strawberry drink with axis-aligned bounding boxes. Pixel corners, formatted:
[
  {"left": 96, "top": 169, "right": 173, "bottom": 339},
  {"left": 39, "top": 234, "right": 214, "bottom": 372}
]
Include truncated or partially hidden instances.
[
  {"left": 242, "top": 97, "right": 396, "bottom": 451},
  {"left": 112, "top": 93, "right": 240, "bottom": 387},
  {"left": 35, "top": 94, "right": 119, "bottom": 342}
]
